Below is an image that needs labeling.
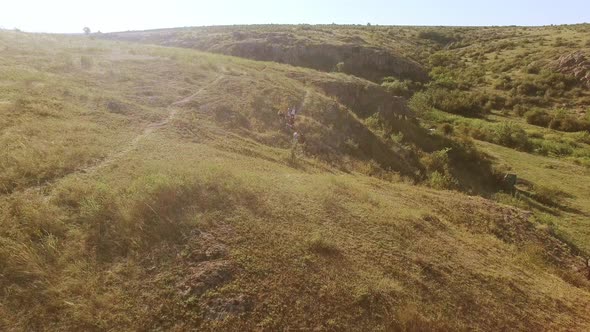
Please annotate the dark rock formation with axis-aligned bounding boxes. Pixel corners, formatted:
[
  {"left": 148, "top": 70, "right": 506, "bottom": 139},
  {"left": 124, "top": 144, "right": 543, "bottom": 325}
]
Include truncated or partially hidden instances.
[
  {"left": 103, "top": 28, "right": 428, "bottom": 83},
  {"left": 554, "top": 52, "right": 590, "bottom": 88},
  {"left": 312, "top": 78, "right": 414, "bottom": 120},
  {"left": 217, "top": 40, "right": 428, "bottom": 83}
]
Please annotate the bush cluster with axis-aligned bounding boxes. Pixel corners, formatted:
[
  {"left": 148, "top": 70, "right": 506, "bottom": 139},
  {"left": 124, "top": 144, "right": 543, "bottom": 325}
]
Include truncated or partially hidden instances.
[
  {"left": 381, "top": 77, "right": 421, "bottom": 97},
  {"left": 499, "top": 72, "right": 576, "bottom": 99},
  {"left": 525, "top": 109, "right": 590, "bottom": 132},
  {"left": 417, "top": 88, "right": 485, "bottom": 116},
  {"left": 456, "top": 122, "right": 531, "bottom": 151},
  {"left": 421, "top": 148, "right": 459, "bottom": 190},
  {"left": 418, "top": 30, "right": 457, "bottom": 45}
]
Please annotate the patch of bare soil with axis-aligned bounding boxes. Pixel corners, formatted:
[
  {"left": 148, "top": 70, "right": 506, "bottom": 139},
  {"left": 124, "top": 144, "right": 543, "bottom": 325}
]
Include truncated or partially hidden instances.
[
  {"left": 177, "top": 260, "right": 234, "bottom": 297},
  {"left": 203, "top": 294, "right": 253, "bottom": 321},
  {"left": 172, "top": 226, "right": 252, "bottom": 321}
]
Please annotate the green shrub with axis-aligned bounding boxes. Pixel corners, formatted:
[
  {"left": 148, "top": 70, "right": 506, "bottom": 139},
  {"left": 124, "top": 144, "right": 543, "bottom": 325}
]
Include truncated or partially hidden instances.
[
  {"left": 511, "top": 71, "right": 576, "bottom": 100},
  {"left": 477, "top": 95, "right": 507, "bottom": 112},
  {"left": 517, "top": 82, "right": 542, "bottom": 96},
  {"left": 422, "top": 148, "right": 452, "bottom": 174},
  {"left": 455, "top": 122, "right": 492, "bottom": 142},
  {"left": 513, "top": 104, "right": 529, "bottom": 116},
  {"left": 427, "top": 171, "right": 458, "bottom": 190},
  {"left": 528, "top": 130, "right": 544, "bottom": 139},
  {"left": 494, "top": 122, "right": 530, "bottom": 150},
  {"left": 419, "top": 31, "right": 456, "bottom": 45},
  {"left": 429, "top": 71, "right": 461, "bottom": 89},
  {"left": 492, "top": 192, "right": 528, "bottom": 210},
  {"left": 381, "top": 78, "right": 412, "bottom": 97},
  {"left": 548, "top": 111, "right": 590, "bottom": 132},
  {"left": 549, "top": 116, "right": 572, "bottom": 131},
  {"left": 525, "top": 108, "right": 590, "bottom": 132},
  {"left": 428, "top": 51, "right": 457, "bottom": 67},
  {"left": 364, "top": 114, "right": 382, "bottom": 132},
  {"left": 532, "top": 139, "right": 574, "bottom": 156},
  {"left": 573, "top": 131, "right": 590, "bottom": 144},
  {"left": 525, "top": 109, "right": 552, "bottom": 127},
  {"left": 438, "top": 123, "right": 454, "bottom": 136},
  {"left": 494, "top": 75, "right": 513, "bottom": 90},
  {"left": 419, "top": 88, "right": 484, "bottom": 116},
  {"left": 421, "top": 148, "right": 459, "bottom": 190}
]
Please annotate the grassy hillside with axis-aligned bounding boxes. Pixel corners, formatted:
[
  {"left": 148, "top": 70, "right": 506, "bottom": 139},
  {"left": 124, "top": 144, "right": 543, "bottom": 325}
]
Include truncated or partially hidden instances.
[
  {"left": 103, "top": 24, "right": 590, "bottom": 160},
  {"left": 102, "top": 25, "right": 431, "bottom": 83},
  {"left": 104, "top": 23, "right": 590, "bottom": 252},
  {"left": 104, "top": 25, "right": 590, "bottom": 111},
  {"left": 1, "top": 28, "right": 590, "bottom": 331}
]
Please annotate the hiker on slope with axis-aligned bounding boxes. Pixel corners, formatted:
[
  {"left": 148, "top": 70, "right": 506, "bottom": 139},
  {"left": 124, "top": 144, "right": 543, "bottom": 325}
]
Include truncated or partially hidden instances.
[
  {"left": 286, "top": 106, "right": 298, "bottom": 130},
  {"left": 279, "top": 107, "right": 293, "bottom": 130},
  {"left": 293, "top": 131, "right": 306, "bottom": 145}
]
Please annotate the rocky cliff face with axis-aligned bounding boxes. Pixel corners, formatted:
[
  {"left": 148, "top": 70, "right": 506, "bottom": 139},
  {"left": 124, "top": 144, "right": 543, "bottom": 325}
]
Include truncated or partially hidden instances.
[
  {"left": 218, "top": 40, "right": 428, "bottom": 83},
  {"left": 312, "top": 77, "right": 413, "bottom": 120},
  {"left": 103, "top": 29, "right": 428, "bottom": 83},
  {"left": 554, "top": 52, "right": 590, "bottom": 88}
]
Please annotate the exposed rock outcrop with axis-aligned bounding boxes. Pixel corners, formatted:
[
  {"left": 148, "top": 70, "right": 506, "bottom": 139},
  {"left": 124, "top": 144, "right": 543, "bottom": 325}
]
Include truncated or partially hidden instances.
[
  {"left": 217, "top": 40, "right": 428, "bottom": 83},
  {"left": 312, "top": 78, "right": 414, "bottom": 120},
  {"left": 554, "top": 52, "right": 590, "bottom": 88},
  {"left": 103, "top": 28, "right": 428, "bottom": 83}
]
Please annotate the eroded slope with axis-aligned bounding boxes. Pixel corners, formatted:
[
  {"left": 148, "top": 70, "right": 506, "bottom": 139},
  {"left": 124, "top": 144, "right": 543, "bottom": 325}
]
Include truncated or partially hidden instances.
[{"left": 1, "top": 31, "right": 589, "bottom": 331}]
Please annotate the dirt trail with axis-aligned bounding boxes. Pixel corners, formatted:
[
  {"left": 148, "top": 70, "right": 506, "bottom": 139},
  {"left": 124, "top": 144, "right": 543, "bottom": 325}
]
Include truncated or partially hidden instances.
[
  {"left": 18, "top": 74, "right": 224, "bottom": 196},
  {"left": 299, "top": 88, "right": 312, "bottom": 112},
  {"left": 79, "top": 74, "right": 225, "bottom": 174}
]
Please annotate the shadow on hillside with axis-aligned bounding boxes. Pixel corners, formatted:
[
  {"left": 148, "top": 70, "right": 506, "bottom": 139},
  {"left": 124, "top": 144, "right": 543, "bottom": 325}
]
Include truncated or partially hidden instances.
[
  {"left": 175, "top": 72, "right": 503, "bottom": 195},
  {"left": 386, "top": 118, "right": 501, "bottom": 195},
  {"left": 514, "top": 189, "right": 561, "bottom": 216},
  {"left": 514, "top": 186, "right": 588, "bottom": 217},
  {"left": 309, "top": 76, "right": 503, "bottom": 195}
]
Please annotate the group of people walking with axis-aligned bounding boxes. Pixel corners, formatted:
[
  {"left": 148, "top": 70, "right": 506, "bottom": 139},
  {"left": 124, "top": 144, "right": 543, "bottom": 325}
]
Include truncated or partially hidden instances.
[{"left": 281, "top": 106, "right": 305, "bottom": 145}]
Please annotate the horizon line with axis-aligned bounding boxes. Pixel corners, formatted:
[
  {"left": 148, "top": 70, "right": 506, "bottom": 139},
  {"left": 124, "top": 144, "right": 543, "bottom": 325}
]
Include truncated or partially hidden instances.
[{"left": 3, "top": 22, "right": 590, "bottom": 35}]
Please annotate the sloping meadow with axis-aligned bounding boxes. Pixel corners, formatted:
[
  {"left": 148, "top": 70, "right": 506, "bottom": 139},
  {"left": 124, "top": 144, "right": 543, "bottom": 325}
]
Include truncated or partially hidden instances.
[
  {"left": 1, "top": 30, "right": 589, "bottom": 330},
  {"left": 2, "top": 140, "right": 589, "bottom": 330}
]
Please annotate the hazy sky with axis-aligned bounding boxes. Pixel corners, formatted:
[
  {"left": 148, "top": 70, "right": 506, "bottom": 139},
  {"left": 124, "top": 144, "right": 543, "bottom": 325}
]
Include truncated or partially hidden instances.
[{"left": 2, "top": 0, "right": 589, "bottom": 33}]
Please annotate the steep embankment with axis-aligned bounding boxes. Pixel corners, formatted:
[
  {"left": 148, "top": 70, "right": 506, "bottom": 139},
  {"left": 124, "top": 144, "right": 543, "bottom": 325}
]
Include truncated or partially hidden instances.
[
  {"left": 1, "top": 31, "right": 590, "bottom": 331},
  {"left": 102, "top": 25, "right": 429, "bottom": 83},
  {"left": 554, "top": 51, "right": 590, "bottom": 88}
]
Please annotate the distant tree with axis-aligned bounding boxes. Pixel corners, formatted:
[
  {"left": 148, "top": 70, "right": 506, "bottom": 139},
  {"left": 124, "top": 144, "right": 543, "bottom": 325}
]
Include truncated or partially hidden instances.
[{"left": 83, "top": 27, "right": 91, "bottom": 35}]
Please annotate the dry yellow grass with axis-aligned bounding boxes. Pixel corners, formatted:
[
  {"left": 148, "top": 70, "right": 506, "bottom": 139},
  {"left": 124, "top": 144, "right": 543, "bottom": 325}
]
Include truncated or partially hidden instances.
[{"left": 1, "top": 29, "right": 590, "bottom": 331}]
